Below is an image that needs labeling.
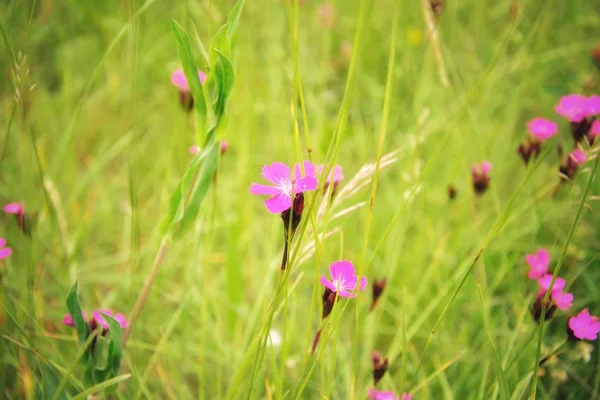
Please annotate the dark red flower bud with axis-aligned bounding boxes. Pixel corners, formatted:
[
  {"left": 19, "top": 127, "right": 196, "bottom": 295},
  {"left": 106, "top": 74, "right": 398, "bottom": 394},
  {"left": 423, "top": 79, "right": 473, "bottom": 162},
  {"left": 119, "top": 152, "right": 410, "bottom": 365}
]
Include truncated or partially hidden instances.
[
  {"left": 372, "top": 351, "right": 389, "bottom": 385},
  {"left": 517, "top": 140, "right": 541, "bottom": 165},
  {"left": 179, "top": 91, "right": 194, "bottom": 112},
  {"left": 280, "top": 193, "right": 306, "bottom": 270},
  {"left": 322, "top": 287, "right": 337, "bottom": 319},
  {"left": 369, "top": 278, "right": 387, "bottom": 311},
  {"left": 447, "top": 185, "right": 457, "bottom": 200},
  {"left": 531, "top": 295, "right": 557, "bottom": 324}
]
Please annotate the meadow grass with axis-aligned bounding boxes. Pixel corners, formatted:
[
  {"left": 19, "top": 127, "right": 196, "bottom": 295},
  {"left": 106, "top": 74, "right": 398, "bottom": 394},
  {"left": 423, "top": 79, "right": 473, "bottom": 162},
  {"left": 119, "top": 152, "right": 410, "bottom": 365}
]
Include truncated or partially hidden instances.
[{"left": 1, "top": 0, "right": 600, "bottom": 398}]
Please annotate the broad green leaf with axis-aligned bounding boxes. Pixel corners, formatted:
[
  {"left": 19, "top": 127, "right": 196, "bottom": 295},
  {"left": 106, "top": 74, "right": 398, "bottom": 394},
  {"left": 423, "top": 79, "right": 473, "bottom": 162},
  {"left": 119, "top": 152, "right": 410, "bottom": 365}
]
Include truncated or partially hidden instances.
[
  {"left": 210, "top": 25, "right": 229, "bottom": 66},
  {"left": 66, "top": 282, "right": 90, "bottom": 351},
  {"left": 171, "top": 20, "right": 207, "bottom": 128},
  {"left": 213, "top": 49, "right": 235, "bottom": 118},
  {"left": 226, "top": 0, "right": 246, "bottom": 50},
  {"left": 101, "top": 311, "right": 123, "bottom": 377},
  {"left": 93, "top": 335, "right": 110, "bottom": 371},
  {"left": 174, "top": 141, "right": 219, "bottom": 239}
]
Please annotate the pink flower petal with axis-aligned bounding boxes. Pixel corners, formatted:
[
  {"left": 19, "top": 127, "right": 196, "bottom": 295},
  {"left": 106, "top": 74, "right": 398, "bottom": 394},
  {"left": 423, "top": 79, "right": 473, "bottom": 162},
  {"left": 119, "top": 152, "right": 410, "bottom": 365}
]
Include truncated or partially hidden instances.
[
  {"left": 189, "top": 145, "right": 200, "bottom": 155},
  {"left": 294, "top": 161, "right": 316, "bottom": 180},
  {"left": 590, "top": 120, "right": 600, "bottom": 138},
  {"left": 526, "top": 118, "right": 558, "bottom": 142},
  {"left": 62, "top": 314, "right": 75, "bottom": 327},
  {"left": 264, "top": 193, "right": 293, "bottom": 214},
  {"left": 0, "top": 247, "right": 12, "bottom": 259},
  {"left": 555, "top": 94, "right": 588, "bottom": 122},
  {"left": 360, "top": 276, "right": 368, "bottom": 291},
  {"left": 320, "top": 276, "right": 337, "bottom": 292},
  {"left": 585, "top": 95, "right": 600, "bottom": 117},
  {"left": 3, "top": 202, "right": 24, "bottom": 215},
  {"left": 294, "top": 176, "right": 318, "bottom": 193},
  {"left": 570, "top": 148, "right": 587, "bottom": 165},
  {"left": 569, "top": 308, "right": 600, "bottom": 341},
  {"left": 114, "top": 313, "right": 128, "bottom": 328},
  {"left": 537, "top": 274, "right": 565, "bottom": 292},
  {"left": 551, "top": 290, "right": 573, "bottom": 310},
  {"left": 0, "top": 238, "right": 6, "bottom": 248},
  {"left": 249, "top": 183, "right": 281, "bottom": 196},
  {"left": 261, "top": 162, "right": 291, "bottom": 184},
  {"left": 329, "top": 260, "right": 355, "bottom": 282},
  {"left": 170, "top": 69, "right": 189, "bottom": 91},
  {"left": 481, "top": 161, "right": 492, "bottom": 175},
  {"left": 368, "top": 389, "right": 399, "bottom": 400}
]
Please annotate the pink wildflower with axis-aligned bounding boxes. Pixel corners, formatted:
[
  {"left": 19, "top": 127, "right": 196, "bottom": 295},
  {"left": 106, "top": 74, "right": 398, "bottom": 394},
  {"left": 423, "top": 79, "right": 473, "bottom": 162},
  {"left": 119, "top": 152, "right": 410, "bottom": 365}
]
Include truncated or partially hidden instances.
[
  {"left": 320, "top": 260, "right": 367, "bottom": 299},
  {"left": 0, "top": 238, "right": 12, "bottom": 259},
  {"left": 250, "top": 161, "right": 318, "bottom": 214},
  {"left": 569, "top": 148, "right": 586, "bottom": 165},
  {"left": 3, "top": 202, "right": 24, "bottom": 215},
  {"left": 568, "top": 308, "right": 600, "bottom": 341},
  {"left": 170, "top": 68, "right": 207, "bottom": 92},
  {"left": 189, "top": 145, "right": 200, "bottom": 155},
  {"left": 368, "top": 389, "right": 403, "bottom": 400},
  {"left": 537, "top": 274, "right": 573, "bottom": 311},
  {"left": 590, "top": 120, "right": 600, "bottom": 138},
  {"left": 585, "top": 95, "right": 600, "bottom": 117},
  {"left": 526, "top": 118, "right": 558, "bottom": 142},
  {"left": 372, "top": 351, "right": 389, "bottom": 384},
  {"left": 472, "top": 161, "right": 492, "bottom": 195},
  {"left": 63, "top": 309, "right": 127, "bottom": 329},
  {"left": 401, "top": 394, "right": 413, "bottom": 400},
  {"left": 220, "top": 140, "right": 229, "bottom": 154},
  {"left": 555, "top": 94, "right": 588, "bottom": 122},
  {"left": 62, "top": 311, "right": 87, "bottom": 327},
  {"left": 525, "top": 248, "right": 550, "bottom": 280}
]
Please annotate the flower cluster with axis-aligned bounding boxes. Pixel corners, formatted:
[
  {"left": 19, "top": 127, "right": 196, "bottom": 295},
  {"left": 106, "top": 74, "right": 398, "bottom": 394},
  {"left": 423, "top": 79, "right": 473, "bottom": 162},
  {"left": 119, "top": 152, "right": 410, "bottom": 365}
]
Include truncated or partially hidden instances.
[
  {"left": 525, "top": 249, "right": 574, "bottom": 323},
  {"left": 524, "top": 247, "right": 600, "bottom": 352}
]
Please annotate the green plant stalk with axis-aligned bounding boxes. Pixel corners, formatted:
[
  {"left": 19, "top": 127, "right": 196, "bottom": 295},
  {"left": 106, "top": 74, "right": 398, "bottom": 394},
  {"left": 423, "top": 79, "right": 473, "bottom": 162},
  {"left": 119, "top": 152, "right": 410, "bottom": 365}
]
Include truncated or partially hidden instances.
[{"left": 530, "top": 156, "right": 599, "bottom": 399}]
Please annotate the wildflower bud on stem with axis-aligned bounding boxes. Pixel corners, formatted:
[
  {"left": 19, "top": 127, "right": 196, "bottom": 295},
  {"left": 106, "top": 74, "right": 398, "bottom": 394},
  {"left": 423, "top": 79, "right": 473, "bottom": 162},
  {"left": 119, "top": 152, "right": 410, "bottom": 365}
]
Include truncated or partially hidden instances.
[
  {"left": 372, "top": 351, "right": 389, "bottom": 385},
  {"left": 369, "top": 278, "right": 387, "bottom": 312},
  {"left": 280, "top": 193, "right": 305, "bottom": 270},
  {"left": 311, "top": 328, "right": 322, "bottom": 355}
]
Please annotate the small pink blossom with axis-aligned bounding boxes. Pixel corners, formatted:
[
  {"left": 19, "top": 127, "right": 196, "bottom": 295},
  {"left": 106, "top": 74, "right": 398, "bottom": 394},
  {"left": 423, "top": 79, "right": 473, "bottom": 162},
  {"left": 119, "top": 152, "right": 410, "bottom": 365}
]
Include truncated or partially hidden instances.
[
  {"left": 220, "top": 140, "right": 229, "bottom": 154},
  {"left": 555, "top": 94, "right": 588, "bottom": 122},
  {"left": 3, "top": 202, "right": 24, "bottom": 215},
  {"left": 585, "top": 95, "right": 600, "bottom": 117},
  {"left": 569, "top": 308, "right": 600, "bottom": 341},
  {"left": 537, "top": 274, "right": 573, "bottom": 311},
  {"left": 63, "top": 309, "right": 127, "bottom": 329},
  {"left": 189, "top": 145, "right": 200, "bottom": 155},
  {"left": 320, "top": 260, "right": 367, "bottom": 299},
  {"left": 525, "top": 248, "right": 550, "bottom": 279},
  {"left": 62, "top": 311, "right": 87, "bottom": 327},
  {"left": 590, "top": 120, "right": 600, "bottom": 138},
  {"left": 170, "top": 68, "right": 207, "bottom": 92},
  {"left": 250, "top": 161, "right": 318, "bottom": 214},
  {"left": 472, "top": 161, "right": 492, "bottom": 176},
  {"left": 526, "top": 118, "right": 558, "bottom": 142},
  {"left": 569, "top": 148, "right": 586, "bottom": 165},
  {"left": 0, "top": 238, "right": 12, "bottom": 259},
  {"left": 368, "top": 389, "right": 399, "bottom": 400},
  {"left": 317, "top": 164, "right": 344, "bottom": 185}
]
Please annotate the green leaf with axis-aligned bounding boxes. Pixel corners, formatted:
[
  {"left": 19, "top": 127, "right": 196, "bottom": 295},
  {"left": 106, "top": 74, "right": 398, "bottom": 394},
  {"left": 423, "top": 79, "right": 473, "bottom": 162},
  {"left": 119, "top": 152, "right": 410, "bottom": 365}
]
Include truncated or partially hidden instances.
[
  {"left": 174, "top": 141, "right": 219, "bottom": 239},
  {"left": 171, "top": 20, "right": 207, "bottom": 127},
  {"left": 210, "top": 24, "right": 229, "bottom": 65},
  {"left": 226, "top": 0, "right": 246, "bottom": 50},
  {"left": 101, "top": 311, "right": 123, "bottom": 377},
  {"left": 66, "top": 282, "right": 90, "bottom": 351},
  {"left": 159, "top": 145, "right": 215, "bottom": 234},
  {"left": 70, "top": 374, "right": 131, "bottom": 400},
  {"left": 213, "top": 49, "right": 235, "bottom": 118},
  {"left": 93, "top": 335, "right": 110, "bottom": 371}
]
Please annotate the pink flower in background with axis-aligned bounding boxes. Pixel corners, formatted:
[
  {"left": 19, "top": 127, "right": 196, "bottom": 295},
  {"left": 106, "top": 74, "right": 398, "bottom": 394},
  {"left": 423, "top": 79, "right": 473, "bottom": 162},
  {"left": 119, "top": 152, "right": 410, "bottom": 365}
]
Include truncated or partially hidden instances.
[
  {"left": 472, "top": 161, "right": 492, "bottom": 195},
  {"left": 170, "top": 68, "right": 207, "bottom": 92},
  {"left": 368, "top": 389, "right": 399, "bottom": 400},
  {"left": 0, "top": 238, "right": 12, "bottom": 259},
  {"left": 525, "top": 248, "right": 550, "bottom": 279},
  {"left": 526, "top": 118, "right": 558, "bottom": 142},
  {"left": 401, "top": 394, "right": 413, "bottom": 400},
  {"left": 318, "top": 164, "right": 344, "bottom": 186},
  {"left": 220, "top": 140, "right": 229, "bottom": 154},
  {"left": 62, "top": 311, "right": 87, "bottom": 327},
  {"left": 537, "top": 274, "right": 573, "bottom": 311},
  {"left": 568, "top": 309, "right": 600, "bottom": 341},
  {"left": 569, "top": 149, "right": 586, "bottom": 165},
  {"left": 590, "top": 120, "right": 600, "bottom": 139},
  {"left": 63, "top": 309, "right": 127, "bottom": 329},
  {"left": 585, "top": 95, "right": 600, "bottom": 117},
  {"left": 320, "top": 260, "right": 367, "bottom": 298},
  {"left": 250, "top": 161, "right": 318, "bottom": 214},
  {"left": 555, "top": 94, "right": 588, "bottom": 122},
  {"left": 189, "top": 145, "right": 200, "bottom": 155},
  {"left": 3, "top": 202, "right": 24, "bottom": 216}
]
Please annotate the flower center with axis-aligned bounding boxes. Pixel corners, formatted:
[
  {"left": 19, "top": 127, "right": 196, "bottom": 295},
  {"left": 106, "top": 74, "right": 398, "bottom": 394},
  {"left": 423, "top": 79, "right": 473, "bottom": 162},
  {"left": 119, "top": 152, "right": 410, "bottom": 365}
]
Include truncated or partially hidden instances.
[{"left": 276, "top": 178, "right": 293, "bottom": 198}]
